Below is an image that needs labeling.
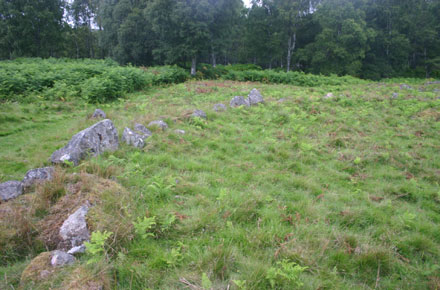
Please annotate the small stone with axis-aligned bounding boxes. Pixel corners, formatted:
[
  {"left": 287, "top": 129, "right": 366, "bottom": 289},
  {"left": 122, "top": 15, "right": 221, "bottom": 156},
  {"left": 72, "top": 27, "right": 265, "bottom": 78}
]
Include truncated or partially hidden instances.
[
  {"left": 175, "top": 129, "right": 186, "bottom": 135},
  {"left": 324, "top": 93, "right": 334, "bottom": 99},
  {"left": 230, "top": 96, "right": 249, "bottom": 107},
  {"left": 213, "top": 103, "right": 227, "bottom": 112},
  {"left": 122, "top": 127, "right": 146, "bottom": 148},
  {"left": 277, "top": 98, "right": 287, "bottom": 103},
  {"left": 392, "top": 92, "right": 399, "bottom": 99},
  {"left": 0, "top": 181, "right": 23, "bottom": 201},
  {"left": 134, "top": 123, "right": 152, "bottom": 137},
  {"left": 51, "top": 250, "right": 75, "bottom": 267},
  {"left": 192, "top": 109, "right": 207, "bottom": 119},
  {"left": 148, "top": 120, "right": 168, "bottom": 130},
  {"left": 247, "top": 88, "right": 264, "bottom": 105},
  {"left": 92, "top": 109, "right": 106, "bottom": 119},
  {"left": 67, "top": 245, "right": 86, "bottom": 255},
  {"left": 22, "top": 167, "right": 54, "bottom": 189},
  {"left": 400, "top": 84, "right": 412, "bottom": 90},
  {"left": 59, "top": 205, "right": 90, "bottom": 248}
]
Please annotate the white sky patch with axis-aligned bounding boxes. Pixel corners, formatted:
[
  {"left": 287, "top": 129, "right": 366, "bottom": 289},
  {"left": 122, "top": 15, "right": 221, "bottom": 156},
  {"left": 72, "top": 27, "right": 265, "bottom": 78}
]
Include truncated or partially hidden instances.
[{"left": 243, "top": 0, "right": 252, "bottom": 8}]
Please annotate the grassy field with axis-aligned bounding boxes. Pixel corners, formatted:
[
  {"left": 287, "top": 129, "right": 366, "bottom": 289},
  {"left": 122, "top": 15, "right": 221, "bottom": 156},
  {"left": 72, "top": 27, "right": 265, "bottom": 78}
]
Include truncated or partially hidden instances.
[{"left": 1, "top": 78, "right": 440, "bottom": 289}]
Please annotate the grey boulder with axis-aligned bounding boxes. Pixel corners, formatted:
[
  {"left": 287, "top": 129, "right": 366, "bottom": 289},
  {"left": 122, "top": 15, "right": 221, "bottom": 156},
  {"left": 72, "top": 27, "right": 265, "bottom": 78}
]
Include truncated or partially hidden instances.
[
  {"left": 22, "top": 167, "right": 54, "bottom": 189},
  {"left": 59, "top": 205, "right": 90, "bottom": 249},
  {"left": 192, "top": 109, "right": 207, "bottom": 119},
  {"left": 247, "top": 88, "right": 264, "bottom": 105},
  {"left": 148, "top": 120, "right": 168, "bottom": 130},
  {"left": 122, "top": 127, "right": 146, "bottom": 148},
  {"left": 51, "top": 119, "right": 119, "bottom": 166},
  {"left": 213, "top": 103, "right": 227, "bottom": 112},
  {"left": 0, "top": 181, "right": 23, "bottom": 201},
  {"left": 400, "top": 84, "right": 412, "bottom": 90},
  {"left": 230, "top": 96, "right": 249, "bottom": 107},
  {"left": 51, "top": 250, "right": 75, "bottom": 267},
  {"left": 92, "top": 109, "right": 106, "bottom": 119}
]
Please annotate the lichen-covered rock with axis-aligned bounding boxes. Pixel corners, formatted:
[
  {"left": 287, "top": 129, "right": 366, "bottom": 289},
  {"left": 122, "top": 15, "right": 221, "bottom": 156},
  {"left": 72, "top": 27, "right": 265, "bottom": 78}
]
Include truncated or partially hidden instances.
[
  {"left": 92, "top": 109, "right": 106, "bottom": 119},
  {"left": 247, "top": 88, "right": 264, "bottom": 105},
  {"left": 59, "top": 205, "right": 90, "bottom": 249},
  {"left": 192, "top": 109, "right": 207, "bottom": 119},
  {"left": 0, "top": 180, "right": 23, "bottom": 201},
  {"left": 213, "top": 103, "right": 227, "bottom": 112},
  {"left": 134, "top": 123, "right": 152, "bottom": 137},
  {"left": 22, "top": 167, "right": 54, "bottom": 189},
  {"left": 51, "top": 119, "right": 119, "bottom": 166},
  {"left": 51, "top": 250, "right": 75, "bottom": 267},
  {"left": 230, "top": 96, "right": 249, "bottom": 107},
  {"left": 148, "top": 120, "right": 168, "bottom": 130},
  {"left": 122, "top": 127, "right": 146, "bottom": 148}
]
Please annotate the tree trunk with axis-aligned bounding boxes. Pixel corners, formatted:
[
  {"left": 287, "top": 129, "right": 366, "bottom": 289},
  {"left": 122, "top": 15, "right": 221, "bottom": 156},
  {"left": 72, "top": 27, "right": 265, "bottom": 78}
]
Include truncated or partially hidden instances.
[
  {"left": 211, "top": 52, "right": 216, "bottom": 67},
  {"left": 286, "top": 32, "right": 296, "bottom": 72},
  {"left": 191, "top": 56, "right": 197, "bottom": 76}
]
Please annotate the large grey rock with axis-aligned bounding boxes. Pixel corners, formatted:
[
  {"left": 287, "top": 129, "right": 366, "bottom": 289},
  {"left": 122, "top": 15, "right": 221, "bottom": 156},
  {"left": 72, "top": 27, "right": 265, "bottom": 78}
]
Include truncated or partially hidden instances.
[
  {"left": 148, "top": 120, "right": 168, "bottom": 130},
  {"left": 59, "top": 205, "right": 90, "bottom": 249},
  {"left": 22, "top": 167, "right": 54, "bottom": 189},
  {"left": 51, "top": 250, "right": 75, "bottom": 267},
  {"left": 51, "top": 119, "right": 119, "bottom": 166},
  {"left": 92, "top": 109, "right": 106, "bottom": 119},
  {"left": 134, "top": 123, "right": 152, "bottom": 137},
  {"left": 247, "top": 88, "right": 264, "bottom": 105},
  {"left": 0, "top": 181, "right": 23, "bottom": 201},
  {"left": 230, "top": 96, "right": 249, "bottom": 108},
  {"left": 122, "top": 127, "right": 146, "bottom": 148},
  {"left": 192, "top": 109, "right": 207, "bottom": 119},
  {"left": 213, "top": 103, "right": 227, "bottom": 112}
]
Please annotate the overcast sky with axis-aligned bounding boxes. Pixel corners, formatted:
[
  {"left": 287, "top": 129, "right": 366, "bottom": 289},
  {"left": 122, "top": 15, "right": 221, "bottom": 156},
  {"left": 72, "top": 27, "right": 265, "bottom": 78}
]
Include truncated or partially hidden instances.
[{"left": 243, "top": 0, "right": 252, "bottom": 8}]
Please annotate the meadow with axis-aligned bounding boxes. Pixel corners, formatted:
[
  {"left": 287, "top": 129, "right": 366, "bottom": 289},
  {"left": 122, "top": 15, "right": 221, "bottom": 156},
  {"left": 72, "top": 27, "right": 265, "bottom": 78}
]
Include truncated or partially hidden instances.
[{"left": 1, "top": 59, "right": 440, "bottom": 289}]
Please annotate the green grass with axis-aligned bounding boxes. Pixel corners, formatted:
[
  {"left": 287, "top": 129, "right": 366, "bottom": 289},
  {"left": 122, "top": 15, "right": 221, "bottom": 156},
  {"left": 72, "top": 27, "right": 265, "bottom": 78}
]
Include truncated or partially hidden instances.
[{"left": 1, "top": 79, "right": 440, "bottom": 289}]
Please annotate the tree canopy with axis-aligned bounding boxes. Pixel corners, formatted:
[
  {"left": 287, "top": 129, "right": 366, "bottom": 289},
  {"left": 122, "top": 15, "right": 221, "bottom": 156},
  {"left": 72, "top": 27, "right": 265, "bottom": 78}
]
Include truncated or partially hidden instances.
[{"left": 1, "top": 0, "right": 439, "bottom": 78}]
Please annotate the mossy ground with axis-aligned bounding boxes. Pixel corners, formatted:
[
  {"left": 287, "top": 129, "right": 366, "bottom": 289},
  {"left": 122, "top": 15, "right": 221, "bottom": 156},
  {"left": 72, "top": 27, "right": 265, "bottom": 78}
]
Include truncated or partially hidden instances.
[{"left": 1, "top": 80, "right": 440, "bottom": 289}]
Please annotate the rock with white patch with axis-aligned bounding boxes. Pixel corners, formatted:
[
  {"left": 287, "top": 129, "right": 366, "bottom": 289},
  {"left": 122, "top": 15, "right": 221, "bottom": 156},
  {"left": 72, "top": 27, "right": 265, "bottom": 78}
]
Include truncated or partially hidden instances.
[
  {"left": 67, "top": 245, "right": 86, "bottom": 255},
  {"left": 59, "top": 205, "right": 90, "bottom": 249},
  {"left": 122, "top": 127, "right": 146, "bottom": 148},
  {"left": 246, "top": 88, "right": 264, "bottom": 105},
  {"left": 229, "top": 96, "right": 249, "bottom": 107},
  {"left": 22, "top": 167, "right": 54, "bottom": 189},
  {"left": 50, "top": 119, "right": 119, "bottom": 166},
  {"left": 0, "top": 181, "right": 23, "bottom": 201},
  {"left": 148, "top": 120, "right": 168, "bottom": 130}
]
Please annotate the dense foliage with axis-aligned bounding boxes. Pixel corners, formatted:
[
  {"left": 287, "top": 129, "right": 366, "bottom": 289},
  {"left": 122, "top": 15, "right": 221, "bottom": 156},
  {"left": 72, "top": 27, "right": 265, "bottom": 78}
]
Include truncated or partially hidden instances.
[
  {"left": 1, "top": 0, "right": 439, "bottom": 79},
  {"left": 0, "top": 58, "right": 188, "bottom": 102}
]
